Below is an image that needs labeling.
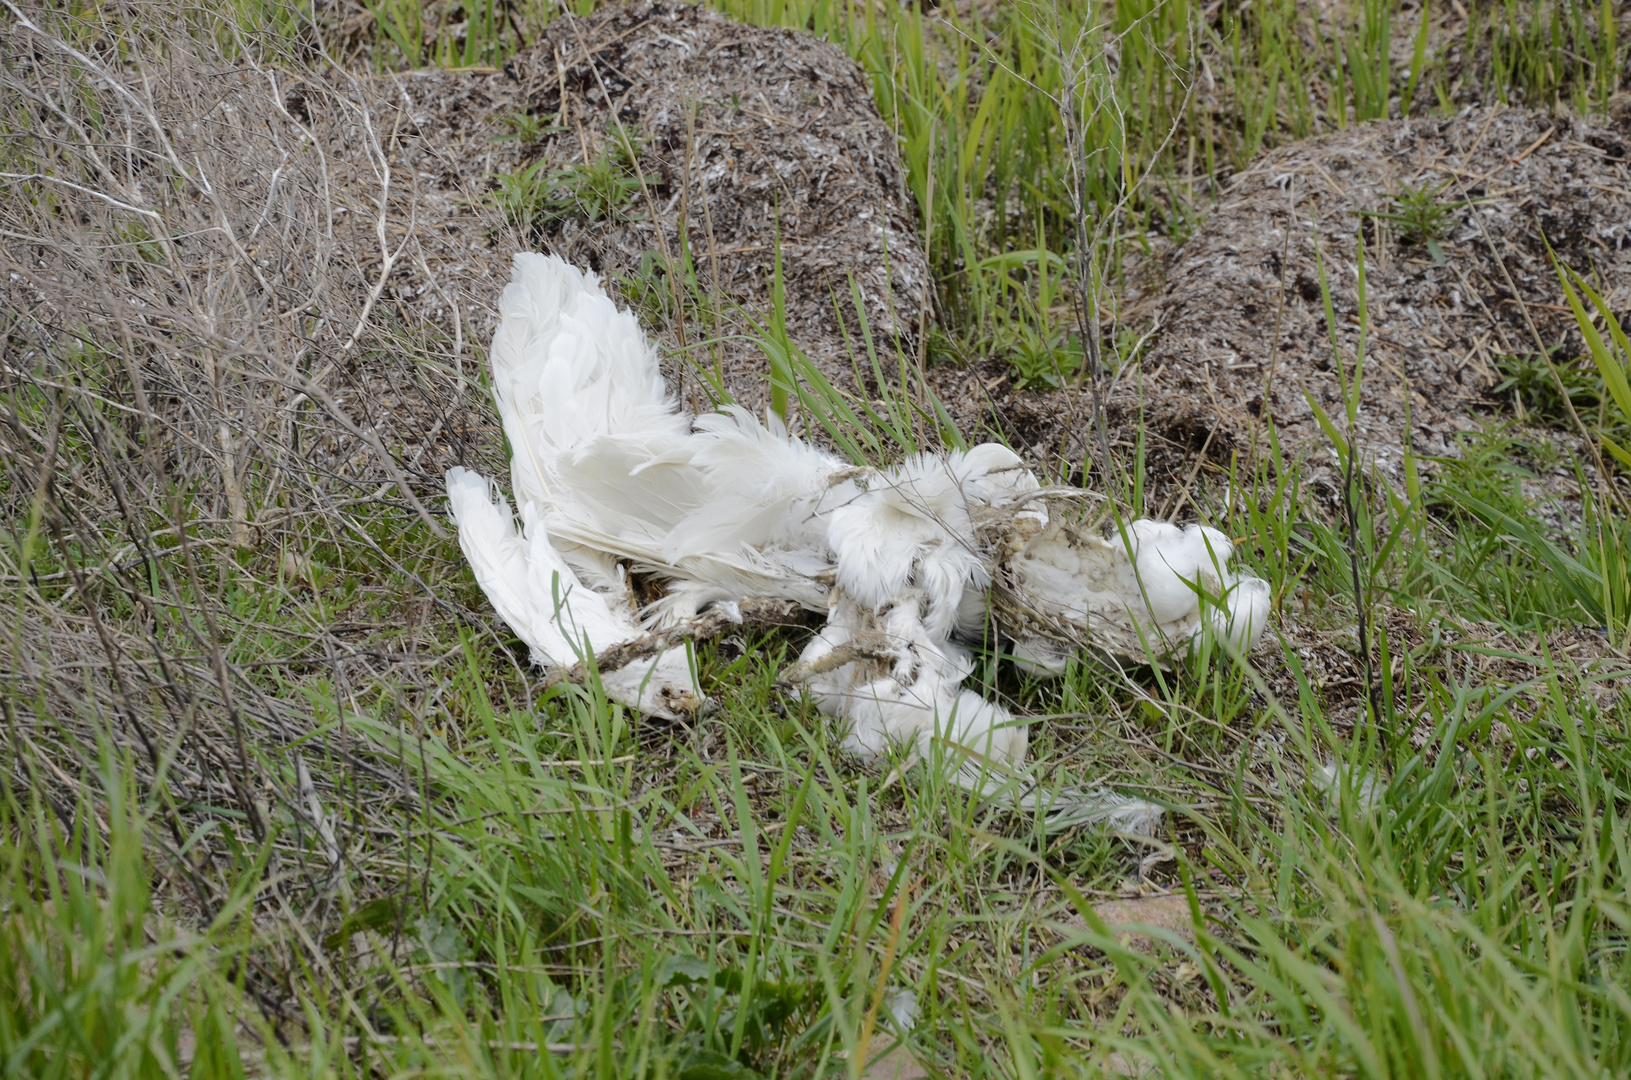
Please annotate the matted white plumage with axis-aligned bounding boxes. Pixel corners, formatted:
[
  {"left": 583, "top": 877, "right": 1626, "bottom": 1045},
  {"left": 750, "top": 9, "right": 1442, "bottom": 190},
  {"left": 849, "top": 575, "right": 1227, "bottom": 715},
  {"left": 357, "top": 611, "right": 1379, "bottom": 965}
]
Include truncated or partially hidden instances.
[{"left": 446, "top": 254, "right": 1271, "bottom": 830}]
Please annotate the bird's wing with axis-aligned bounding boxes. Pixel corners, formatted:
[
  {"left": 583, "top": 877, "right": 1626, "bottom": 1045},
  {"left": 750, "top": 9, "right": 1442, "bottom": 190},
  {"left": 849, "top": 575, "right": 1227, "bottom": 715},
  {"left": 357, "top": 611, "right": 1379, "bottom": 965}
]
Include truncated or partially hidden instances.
[
  {"left": 540, "top": 404, "right": 849, "bottom": 626},
  {"left": 445, "top": 466, "right": 700, "bottom": 716},
  {"left": 664, "top": 406, "right": 849, "bottom": 565},
  {"left": 447, "top": 466, "right": 549, "bottom": 651},
  {"left": 487, "top": 253, "right": 690, "bottom": 517},
  {"left": 543, "top": 410, "right": 843, "bottom": 625},
  {"left": 489, "top": 260, "right": 847, "bottom": 616},
  {"left": 552, "top": 433, "right": 709, "bottom": 557}
]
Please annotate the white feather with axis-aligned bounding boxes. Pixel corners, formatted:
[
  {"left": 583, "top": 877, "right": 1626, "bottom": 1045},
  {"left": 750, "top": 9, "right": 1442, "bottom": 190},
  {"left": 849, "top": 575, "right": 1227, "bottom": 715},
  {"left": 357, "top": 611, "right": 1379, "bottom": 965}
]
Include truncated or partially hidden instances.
[
  {"left": 664, "top": 406, "right": 848, "bottom": 564},
  {"left": 796, "top": 590, "right": 1027, "bottom": 768},
  {"left": 446, "top": 466, "right": 699, "bottom": 717},
  {"left": 541, "top": 405, "right": 848, "bottom": 626},
  {"left": 827, "top": 446, "right": 1037, "bottom": 642},
  {"left": 488, "top": 253, "right": 688, "bottom": 519},
  {"left": 1211, "top": 575, "right": 1271, "bottom": 653},
  {"left": 445, "top": 254, "right": 704, "bottom": 717},
  {"left": 1005, "top": 516, "right": 1272, "bottom": 668},
  {"left": 1314, "top": 761, "right": 1387, "bottom": 814}
]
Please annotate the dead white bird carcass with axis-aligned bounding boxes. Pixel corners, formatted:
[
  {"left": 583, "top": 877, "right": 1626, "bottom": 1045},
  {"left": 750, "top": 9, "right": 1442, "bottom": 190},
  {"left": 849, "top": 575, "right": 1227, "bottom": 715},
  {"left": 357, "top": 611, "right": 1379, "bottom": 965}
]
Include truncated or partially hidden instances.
[{"left": 446, "top": 254, "right": 1271, "bottom": 831}]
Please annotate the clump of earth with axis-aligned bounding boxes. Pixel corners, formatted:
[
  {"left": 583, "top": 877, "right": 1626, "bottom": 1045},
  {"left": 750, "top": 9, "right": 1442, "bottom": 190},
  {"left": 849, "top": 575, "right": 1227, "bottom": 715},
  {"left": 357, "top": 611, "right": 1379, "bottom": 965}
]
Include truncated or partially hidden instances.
[
  {"left": 998, "top": 106, "right": 1631, "bottom": 495},
  {"left": 338, "top": 0, "right": 929, "bottom": 415}
]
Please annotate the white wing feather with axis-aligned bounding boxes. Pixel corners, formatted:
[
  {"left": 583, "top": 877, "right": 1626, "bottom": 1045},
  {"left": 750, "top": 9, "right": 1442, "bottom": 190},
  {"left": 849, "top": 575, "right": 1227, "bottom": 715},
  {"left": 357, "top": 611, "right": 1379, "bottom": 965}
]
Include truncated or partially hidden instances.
[
  {"left": 488, "top": 253, "right": 688, "bottom": 518},
  {"left": 448, "top": 254, "right": 702, "bottom": 715},
  {"left": 446, "top": 467, "right": 700, "bottom": 716},
  {"left": 548, "top": 405, "right": 848, "bottom": 624}
]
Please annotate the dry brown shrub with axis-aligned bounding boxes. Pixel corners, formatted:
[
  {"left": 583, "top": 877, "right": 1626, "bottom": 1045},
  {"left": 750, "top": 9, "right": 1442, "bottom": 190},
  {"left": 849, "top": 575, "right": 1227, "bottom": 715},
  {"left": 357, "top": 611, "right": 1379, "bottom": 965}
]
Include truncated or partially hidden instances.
[{"left": 0, "top": 1, "right": 507, "bottom": 960}]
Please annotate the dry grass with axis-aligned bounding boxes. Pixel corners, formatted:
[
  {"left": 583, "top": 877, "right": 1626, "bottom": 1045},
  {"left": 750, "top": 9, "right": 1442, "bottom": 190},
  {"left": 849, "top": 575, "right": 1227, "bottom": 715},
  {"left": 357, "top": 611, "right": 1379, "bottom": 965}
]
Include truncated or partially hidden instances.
[{"left": 0, "top": 0, "right": 501, "bottom": 936}]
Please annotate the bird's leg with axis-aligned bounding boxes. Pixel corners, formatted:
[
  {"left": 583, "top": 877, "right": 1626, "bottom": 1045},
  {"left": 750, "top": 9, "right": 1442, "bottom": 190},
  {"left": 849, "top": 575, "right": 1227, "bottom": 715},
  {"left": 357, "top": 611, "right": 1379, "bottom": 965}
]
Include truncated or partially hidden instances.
[
  {"left": 547, "top": 597, "right": 806, "bottom": 688},
  {"left": 773, "top": 629, "right": 898, "bottom": 689}
]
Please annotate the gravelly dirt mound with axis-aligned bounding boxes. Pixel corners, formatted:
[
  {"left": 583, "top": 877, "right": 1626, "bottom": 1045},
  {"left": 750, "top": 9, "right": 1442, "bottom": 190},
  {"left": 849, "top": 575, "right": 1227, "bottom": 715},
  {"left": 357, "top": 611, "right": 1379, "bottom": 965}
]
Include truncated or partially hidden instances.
[
  {"left": 1114, "top": 105, "right": 1631, "bottom": 487},
  {"left": 956, "top": 106, "right": 1631, "bottom": 497},
  {"left": 352, "top": 0, "right": 928, "bottom": 413}
]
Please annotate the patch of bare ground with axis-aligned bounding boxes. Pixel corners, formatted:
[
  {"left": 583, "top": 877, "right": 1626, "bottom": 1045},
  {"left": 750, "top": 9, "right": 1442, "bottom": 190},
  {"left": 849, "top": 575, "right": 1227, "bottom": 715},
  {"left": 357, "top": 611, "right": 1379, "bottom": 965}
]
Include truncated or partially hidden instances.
[{"left": 344, "top": 0, "right": 929, "bottom": 415}]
